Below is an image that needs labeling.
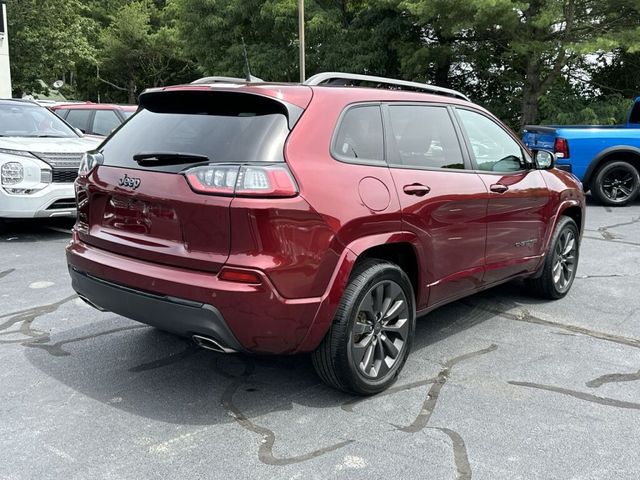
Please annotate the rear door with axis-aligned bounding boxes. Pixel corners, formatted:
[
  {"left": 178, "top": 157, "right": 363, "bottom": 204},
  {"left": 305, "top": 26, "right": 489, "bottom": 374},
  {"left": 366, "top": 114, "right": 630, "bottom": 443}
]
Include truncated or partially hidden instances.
[
  {"left": 77, "top": 90, "right": 298, "bottom": 273},
  {"left": 384, "top": 103, "right": 489, "bottom": 307},
  {"left": 454, "top": 107, "right": 550, "bottom": 284}
]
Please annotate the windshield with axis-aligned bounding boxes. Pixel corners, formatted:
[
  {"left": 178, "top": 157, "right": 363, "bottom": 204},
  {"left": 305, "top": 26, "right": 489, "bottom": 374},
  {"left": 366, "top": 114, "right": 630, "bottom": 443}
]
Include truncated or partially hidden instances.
[{"left": 0, "top": 103, "right": 78, "bottom": 138}]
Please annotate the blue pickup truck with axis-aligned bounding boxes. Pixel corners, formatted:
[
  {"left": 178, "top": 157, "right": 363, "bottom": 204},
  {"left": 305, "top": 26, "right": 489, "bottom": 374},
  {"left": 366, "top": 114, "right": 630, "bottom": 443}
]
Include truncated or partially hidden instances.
[{"left": 523, "top": 98, "right": 640, "bottom": 206}]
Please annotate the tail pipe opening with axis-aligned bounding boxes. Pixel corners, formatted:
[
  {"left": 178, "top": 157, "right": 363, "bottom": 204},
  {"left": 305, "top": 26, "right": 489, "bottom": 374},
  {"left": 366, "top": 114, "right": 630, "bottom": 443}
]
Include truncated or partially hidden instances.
[{"left": 192, "top": 334, "right": 238, "bottom": 354}]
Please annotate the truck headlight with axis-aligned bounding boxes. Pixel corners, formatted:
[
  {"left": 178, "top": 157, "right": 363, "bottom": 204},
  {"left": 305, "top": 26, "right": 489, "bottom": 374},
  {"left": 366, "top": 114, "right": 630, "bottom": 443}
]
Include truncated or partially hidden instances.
[{"left": 1, "top": 162, "right": 24, "bottom": 185}]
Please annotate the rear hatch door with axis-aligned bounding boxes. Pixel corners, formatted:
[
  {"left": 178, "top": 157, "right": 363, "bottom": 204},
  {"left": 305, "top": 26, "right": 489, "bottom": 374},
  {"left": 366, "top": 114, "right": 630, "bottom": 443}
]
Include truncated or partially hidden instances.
[{"left": 77, "top": 88, "right": 306, "bottom": 272}]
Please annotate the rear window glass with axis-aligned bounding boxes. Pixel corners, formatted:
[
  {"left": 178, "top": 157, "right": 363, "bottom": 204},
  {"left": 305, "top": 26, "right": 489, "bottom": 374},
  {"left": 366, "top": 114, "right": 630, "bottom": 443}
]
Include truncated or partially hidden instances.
[
  {"left": 66, "top": 109, "right": 92, "bottom": 132},
  {"left": 388, "top": 105, "right": 464, "bottom": 170},
  {"left": 101, "top": 92, "right": 291, "bottom": 172},
  {"left": 93, "top": 110, "right": 121, "bottom": 136}
]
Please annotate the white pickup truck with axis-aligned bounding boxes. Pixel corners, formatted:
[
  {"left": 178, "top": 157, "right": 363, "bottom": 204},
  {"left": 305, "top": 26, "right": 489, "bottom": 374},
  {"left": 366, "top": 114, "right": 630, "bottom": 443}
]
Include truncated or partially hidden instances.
[{"left": 0, "top": 99, "right": 101, "bottom": 223}]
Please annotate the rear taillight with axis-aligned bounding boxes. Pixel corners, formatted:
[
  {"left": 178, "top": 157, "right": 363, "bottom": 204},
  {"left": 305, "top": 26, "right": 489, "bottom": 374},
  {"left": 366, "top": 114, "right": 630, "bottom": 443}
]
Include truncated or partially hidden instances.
[
  {"left": 184, "top": 164, "right": 298, "bottom": 197},
  {"left": 554, "top": 137, "right": 570, "bottom": 159},
  {"left": 78, "top": 152, "right": 104, "bottom": 177}
]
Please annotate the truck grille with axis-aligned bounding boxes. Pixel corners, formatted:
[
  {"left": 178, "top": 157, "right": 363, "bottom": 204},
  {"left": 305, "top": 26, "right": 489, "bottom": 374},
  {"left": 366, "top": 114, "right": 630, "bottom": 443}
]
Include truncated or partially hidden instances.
[{"left": 52, "top": 169, "right": 79, "bottom": 183}]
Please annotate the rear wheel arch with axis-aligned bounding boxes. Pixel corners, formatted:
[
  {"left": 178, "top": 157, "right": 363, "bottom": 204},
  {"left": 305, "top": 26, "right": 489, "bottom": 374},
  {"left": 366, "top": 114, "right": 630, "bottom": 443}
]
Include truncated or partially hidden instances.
[
  {"left": 356, "top": 242, "right": 420, "bottom": 303},
  {"left": 584, "top": 147, "right": 640, "bottom": 190}
]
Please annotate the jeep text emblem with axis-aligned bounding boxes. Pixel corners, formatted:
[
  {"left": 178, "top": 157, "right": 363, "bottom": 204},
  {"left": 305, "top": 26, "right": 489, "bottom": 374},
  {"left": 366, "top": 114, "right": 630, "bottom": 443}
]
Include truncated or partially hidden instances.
[{"left": 118, "top": 174, "right": 141, "bottom": 190}]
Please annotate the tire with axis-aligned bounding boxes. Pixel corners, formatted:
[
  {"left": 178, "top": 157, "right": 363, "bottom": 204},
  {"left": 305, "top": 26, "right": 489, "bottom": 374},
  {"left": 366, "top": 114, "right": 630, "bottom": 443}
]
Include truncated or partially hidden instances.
[
  {"left": 526, "top": 216, "right": 579, "bottom": 299},
  {"left": 591, "top": 161, "right": 640, "bottom": 206},
  {"left": 311, "top": 259, "right": 416, "bottom": 395}
]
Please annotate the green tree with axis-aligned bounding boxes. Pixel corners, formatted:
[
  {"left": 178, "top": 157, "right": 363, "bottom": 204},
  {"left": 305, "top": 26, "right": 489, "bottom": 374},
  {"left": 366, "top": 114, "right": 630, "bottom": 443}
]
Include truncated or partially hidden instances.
[
  {"left": 400, "top": 0, "right": 640, "bottom": 127},
  {"left": 174, "top": 0, "right": 417, "bottom": 81},
  {"left": 6, "top": 0, "right": 97, "bottom": 96},
  {"left": 97, "top": 1, "right": 195, "bottom": 103}
]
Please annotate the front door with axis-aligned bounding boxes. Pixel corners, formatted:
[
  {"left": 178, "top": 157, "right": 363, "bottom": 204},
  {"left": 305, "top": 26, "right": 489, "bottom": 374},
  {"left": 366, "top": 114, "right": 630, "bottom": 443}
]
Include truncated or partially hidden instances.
[
  {"left": 385, "top": 104, "right": 489, "bottom": 308},
  {"left": 455, "top": 107, "right": 551, "bottom": 284}
]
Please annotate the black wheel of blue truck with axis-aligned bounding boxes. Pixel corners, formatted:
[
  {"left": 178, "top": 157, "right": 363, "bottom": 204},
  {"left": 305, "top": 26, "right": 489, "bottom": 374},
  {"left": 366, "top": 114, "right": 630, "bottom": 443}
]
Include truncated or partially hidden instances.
[{"left": 592, "top": 161, "right": 640, "bottom": 206}]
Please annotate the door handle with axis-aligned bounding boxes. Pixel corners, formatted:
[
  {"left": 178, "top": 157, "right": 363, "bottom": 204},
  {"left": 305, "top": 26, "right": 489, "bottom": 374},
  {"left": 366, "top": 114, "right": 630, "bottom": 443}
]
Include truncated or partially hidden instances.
[
  {"left": 403, "top": 184, "right": 431, "bottom": 196},
  {"left": 490, "top": 184, "right": 509, "bottom": 193}
]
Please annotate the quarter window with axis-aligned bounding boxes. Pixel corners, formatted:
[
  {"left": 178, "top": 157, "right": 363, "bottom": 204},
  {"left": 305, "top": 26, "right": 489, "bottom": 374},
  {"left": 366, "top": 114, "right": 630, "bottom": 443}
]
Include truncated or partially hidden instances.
[
  {"left": 332, "top": 105, "right": 384, "bottom": 163},
  {"left": 387, "top": 105, "right": 464, "bottom": 169},
  {"left": 457, "top": 109, "right": 525, "bottom": 172}
]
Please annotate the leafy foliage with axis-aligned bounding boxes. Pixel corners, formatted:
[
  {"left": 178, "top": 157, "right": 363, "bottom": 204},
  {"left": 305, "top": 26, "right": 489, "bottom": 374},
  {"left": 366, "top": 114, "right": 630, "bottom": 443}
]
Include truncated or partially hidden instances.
[{"left": 6, "top": 0, "right": 640, "bottom": 127}]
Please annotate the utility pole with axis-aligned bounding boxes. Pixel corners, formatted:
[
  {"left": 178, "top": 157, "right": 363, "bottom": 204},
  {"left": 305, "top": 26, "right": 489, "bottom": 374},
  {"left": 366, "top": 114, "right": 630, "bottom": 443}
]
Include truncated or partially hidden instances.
[
  {"left": 0, "top": 0, "right": 11, "bottom": 98},
  {"left": 298, "top": 0, "right": 305, "bottom": 83}
]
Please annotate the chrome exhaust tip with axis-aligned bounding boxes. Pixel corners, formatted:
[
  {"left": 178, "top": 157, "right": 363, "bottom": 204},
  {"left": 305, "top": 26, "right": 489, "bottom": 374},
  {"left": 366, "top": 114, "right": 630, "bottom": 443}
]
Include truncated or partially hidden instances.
[
  {"left": 79, "top": 295, "right": 108, "bottom": 312},
  {"left": 192, "top": 334, "right": 237, "bottom": 354}
]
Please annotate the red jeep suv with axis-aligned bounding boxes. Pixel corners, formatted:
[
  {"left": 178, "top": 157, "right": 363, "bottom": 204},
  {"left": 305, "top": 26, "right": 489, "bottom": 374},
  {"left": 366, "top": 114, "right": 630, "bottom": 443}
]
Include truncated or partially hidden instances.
[{"left": 66, "top": 73, "right": 585, "bottom": 395}]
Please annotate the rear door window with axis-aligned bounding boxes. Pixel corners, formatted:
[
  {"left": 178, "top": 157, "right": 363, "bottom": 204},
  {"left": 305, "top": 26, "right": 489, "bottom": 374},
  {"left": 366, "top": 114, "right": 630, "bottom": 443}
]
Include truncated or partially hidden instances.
[
  {"left": 65, "top": 109, "right": 92, "bottom": 133},
  {"left": 92, "top": 110, "right": 121, "bottom": 136},
  {"left": 332, "top": 105, "right": 385, "bottom": 164},
  {"left": 101, "top": 91, "right": 292, "bottom": 173},
  {"left": 387, "top": 105, "right": 465, "bottom": 169}
]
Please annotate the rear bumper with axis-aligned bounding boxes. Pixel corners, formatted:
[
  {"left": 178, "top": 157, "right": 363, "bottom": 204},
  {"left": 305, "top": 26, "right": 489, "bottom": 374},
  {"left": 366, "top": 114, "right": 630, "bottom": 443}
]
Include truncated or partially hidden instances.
[
  {"left": 0, "top": 183, "right": 76, "bottom": 218},
  {"left": 65, "top": 235, "right": 336, "bottom": 354},
  {"left": 69, "top": 268, "right": 243, "bottom": 352}
]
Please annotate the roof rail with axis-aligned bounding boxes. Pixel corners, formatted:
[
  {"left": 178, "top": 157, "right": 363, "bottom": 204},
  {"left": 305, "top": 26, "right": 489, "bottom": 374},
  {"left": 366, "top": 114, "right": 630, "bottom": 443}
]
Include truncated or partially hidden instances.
[
  {"left": 303, "top": 72, "right": 470, "bottom": 102},
  {"left": 191, "top": 75, "right": 264, "bottom": 85}
]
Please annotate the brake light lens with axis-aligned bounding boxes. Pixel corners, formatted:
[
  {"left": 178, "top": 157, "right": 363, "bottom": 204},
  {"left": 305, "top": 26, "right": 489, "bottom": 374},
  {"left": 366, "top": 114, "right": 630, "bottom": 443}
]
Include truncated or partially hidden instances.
[
  {"left": 184, "top": 164, "right": 298, "bottom": 197},
  {"left": 184, "top": 165, "right": 239, "bottom": 195},
  {"left": 554, "top": 137, "right": 570, "bottom": 159}
]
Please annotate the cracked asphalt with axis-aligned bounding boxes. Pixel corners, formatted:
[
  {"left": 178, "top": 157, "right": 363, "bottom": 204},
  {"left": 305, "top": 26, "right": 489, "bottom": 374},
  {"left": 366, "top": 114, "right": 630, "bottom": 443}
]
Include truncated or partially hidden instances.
[{"left": 1, "top": 197, "right": 639, "bottom": 480}]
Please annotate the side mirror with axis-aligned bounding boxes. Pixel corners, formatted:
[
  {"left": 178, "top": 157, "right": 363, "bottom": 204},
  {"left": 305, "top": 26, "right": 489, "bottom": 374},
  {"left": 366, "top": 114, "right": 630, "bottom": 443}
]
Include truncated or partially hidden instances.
[{"left": 532, "top": 149, "right": 555, "bottom": 170}]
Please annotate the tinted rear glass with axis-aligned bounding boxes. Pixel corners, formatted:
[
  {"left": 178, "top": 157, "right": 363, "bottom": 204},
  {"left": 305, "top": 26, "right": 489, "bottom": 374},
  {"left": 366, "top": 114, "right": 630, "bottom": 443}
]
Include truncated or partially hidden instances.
[{"left": 101, "top": 92, "right": 291, "bottom": 173}]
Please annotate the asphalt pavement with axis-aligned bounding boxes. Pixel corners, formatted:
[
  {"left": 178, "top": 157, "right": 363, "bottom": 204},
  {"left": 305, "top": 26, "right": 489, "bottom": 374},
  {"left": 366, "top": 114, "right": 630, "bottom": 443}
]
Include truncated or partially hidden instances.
[{"left": 1, "top": 197, "right": 639, "bottom": 480}]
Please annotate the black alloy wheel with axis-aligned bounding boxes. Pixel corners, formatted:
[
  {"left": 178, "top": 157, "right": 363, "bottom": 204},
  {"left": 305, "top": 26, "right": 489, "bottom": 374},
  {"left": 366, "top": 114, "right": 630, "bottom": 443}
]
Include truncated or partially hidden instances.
[{"left": 593, "top": 161, "right": 640, "bottom": 206}]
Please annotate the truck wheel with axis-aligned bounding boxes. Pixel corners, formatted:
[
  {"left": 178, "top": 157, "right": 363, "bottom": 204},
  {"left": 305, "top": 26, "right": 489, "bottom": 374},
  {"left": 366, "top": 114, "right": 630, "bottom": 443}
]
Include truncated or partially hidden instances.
[
  {"left": 592, "top": 161, "right": 640, "bottom": 206},
  {"left": 525, "top": 216, "right": 579, "bottom": 299},
  {"left": 311, "top": 259, "right": 416, "bottom": 395}
]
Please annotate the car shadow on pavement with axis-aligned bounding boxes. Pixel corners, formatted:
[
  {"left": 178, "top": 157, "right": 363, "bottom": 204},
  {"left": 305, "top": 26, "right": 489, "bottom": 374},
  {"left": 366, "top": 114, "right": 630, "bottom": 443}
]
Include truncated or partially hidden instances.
[{"left": 20, "top": 285, "right": 517, "bottom": 427}]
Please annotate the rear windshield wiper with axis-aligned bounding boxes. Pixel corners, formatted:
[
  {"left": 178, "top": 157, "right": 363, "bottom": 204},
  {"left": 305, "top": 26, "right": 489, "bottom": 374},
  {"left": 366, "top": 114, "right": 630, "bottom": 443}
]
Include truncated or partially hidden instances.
[{"left": 133, "top": 152, "right": 210, "bottom": 166}]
